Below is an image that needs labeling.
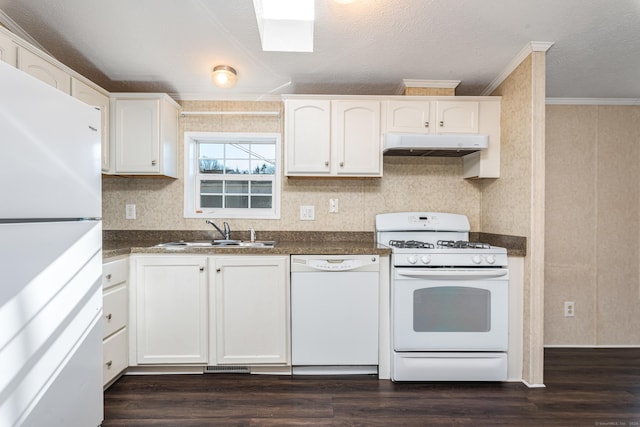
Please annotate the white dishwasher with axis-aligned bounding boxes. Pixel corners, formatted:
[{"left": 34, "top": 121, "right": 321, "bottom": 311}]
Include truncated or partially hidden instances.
[{"left": 290, "top": 254, "right": 379, "bottom": 375}]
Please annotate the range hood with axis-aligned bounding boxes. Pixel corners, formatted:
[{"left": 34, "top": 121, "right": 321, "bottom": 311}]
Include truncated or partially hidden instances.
[{"left": 383, "top": 133, "right": 489, "bottom": 157}]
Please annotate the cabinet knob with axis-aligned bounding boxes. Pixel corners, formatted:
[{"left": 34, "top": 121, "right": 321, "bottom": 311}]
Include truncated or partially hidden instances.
[
  {"left": 216, "top": 268, "right": 221, "bottom": 273},
  {"left": 106, "top": 313, "right": 112, "bottom": 320},
  {"left": 424, "top": 121, "right": 429, "bottom": 128},
  {"left": 200, "top": 267, "right": 205, "bottom": 271},
  {"left": 324, "top": 161, "right": 329, "bottom": 167},
  {"left": 439, "top": 121, "right": 444, "bottom": 127},
  {"left": 151, "top": 160, "right": 157, "bottom": 166},
  {"left": 339, "top": 162, "right": 344, "bottom": 167},
  {"left": 106, "top": 360, "right": 113, "bottom": 368},
  {"left": 105, "top": 274, "right": 112, "bottom": 280}
]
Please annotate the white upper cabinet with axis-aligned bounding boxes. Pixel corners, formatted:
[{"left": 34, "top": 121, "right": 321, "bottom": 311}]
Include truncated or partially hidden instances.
[
  {"left": 18, "top": 48, "right": 71, "bottom": 94},
  {"left": 385, "top": 100, "right": 478, "bottom": 134},
  {"left": 284, "top": 99, "right": 331, "bottom": 175},
  {"left": 332, "top": 100, "right": 381, "bottom": 176},
  {"left": 71, "top": 78, "right": 110, "bottom": 172},
  {"left": 111, "top": 93, "right": 179, "bottom": 178},
  {"left": 0, "top": 30, "right": 17, "bottom": 66},
  {"left": 284, "top": 98, "right": 382, "bottom": 177}
]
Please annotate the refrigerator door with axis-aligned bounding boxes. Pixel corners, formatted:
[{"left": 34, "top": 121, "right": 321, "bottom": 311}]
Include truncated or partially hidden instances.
[
  {"left": 0, "top": 61, "right": 101, "bottom": 220},
  {"left": 0, "top": 221, "right": 103, "bottom": 426}
]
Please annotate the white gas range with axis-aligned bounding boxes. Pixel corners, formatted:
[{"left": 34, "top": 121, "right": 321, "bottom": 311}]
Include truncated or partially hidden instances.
[{"left": 376, "top": 212, "right": 509, "bottom": 382}]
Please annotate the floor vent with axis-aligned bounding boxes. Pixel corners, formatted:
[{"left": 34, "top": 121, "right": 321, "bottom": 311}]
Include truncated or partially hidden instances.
[{"left": 204, "top": 365, "right": 250, "bottom": 374}]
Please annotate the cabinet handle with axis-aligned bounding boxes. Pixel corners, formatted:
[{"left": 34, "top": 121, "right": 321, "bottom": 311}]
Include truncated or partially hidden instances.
[
  {"left": 439, "top": 121, "right": 444, "bottom": 127},
  {"left": 324, "top": 161, "right": 329, "bottom": 167},
  {"left": 106, "top": 313, "right": 112, "bottom": 320},
  {"left": 88, "top": 125, "right": 98, "bottom": 132},
  {"left": 425, "top": 121, "right": 429, "bottom": 128},
  {"left": 106, "top": 360, "right": 113, "bottom": 368},
  {"left": 105, "top": 273, "right": 112, "bottom": 280},
  {"left": 151, "top": 160, "right": 157, "bottom": 166},
  {"left": 200, "top": 267, "right": 205, "bottom": 272},
  {"left": 216, "top": 268, "right": 221, "bottom": 273}
]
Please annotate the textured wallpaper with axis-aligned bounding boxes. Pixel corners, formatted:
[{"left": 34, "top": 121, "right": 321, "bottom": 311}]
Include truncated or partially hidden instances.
[
  {"left": 102, "top": 100, "right": 482, "bottom": 232},
  {"left": 545, "top": 104, "right": 640, "bottom": 346}
]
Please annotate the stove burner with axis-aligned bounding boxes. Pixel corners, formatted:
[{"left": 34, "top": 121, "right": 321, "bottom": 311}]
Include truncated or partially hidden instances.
[
  {"left": 388, "top": 239, "right": 435, "bottom": 249},
  {"left": 437, "top": 240, "right": 491, "bottom": 249}
]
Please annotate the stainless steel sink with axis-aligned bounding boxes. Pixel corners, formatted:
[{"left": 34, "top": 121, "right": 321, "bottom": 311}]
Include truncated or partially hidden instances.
[{"left": 155, "top": 240, "right": 276, "bottom": 248}]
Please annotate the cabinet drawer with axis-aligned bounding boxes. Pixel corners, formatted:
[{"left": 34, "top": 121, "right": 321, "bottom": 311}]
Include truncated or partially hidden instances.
[
  {"left": 103, "top": 284, "right": 127, "bottom": 338},
  {"left": 103, "top": 327, "right": 128, "bottom": 386},
  {"left": 103, "top": 258, "right": 128, "bottom": 289}
]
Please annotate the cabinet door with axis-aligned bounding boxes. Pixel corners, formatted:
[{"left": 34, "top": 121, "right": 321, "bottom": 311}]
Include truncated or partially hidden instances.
[
  {"left": 385, "top": 100, "right": 431, "bottom": 134},
  {"left": 333, "top": 100, "right": 381, "bottom": 176},
  {"left": 18, "top": 48, "right": 71, "bottom": 93},
  {"left": 114, "top": 98, "right": 160, "bottom": 174},
  {"left": 436, "top": 101, "right": 479, "bottom": 133},
  {"left": 71, "top": 78, "right": 110, "bottom": 172},
  {"left": 135, "top": 257, "right": 208, "bottom": 364},
  {"left": 0, "top": 31, "right": 17, "bottom": 66},
  {"left": 284, "top": 100, "right": 331, "bottom": 175},
  {"left": 213, "top": 256, "right": 289, "bottom": 365}
]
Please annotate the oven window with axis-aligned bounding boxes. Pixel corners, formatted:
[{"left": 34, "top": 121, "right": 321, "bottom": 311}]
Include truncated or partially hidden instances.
[{"left": 413, "top": 287, "right": 491, "bottom": 332}]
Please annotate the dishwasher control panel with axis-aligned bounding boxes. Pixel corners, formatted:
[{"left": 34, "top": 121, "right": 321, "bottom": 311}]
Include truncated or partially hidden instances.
[{"left": 291, "top": 255, "right": 379, "bottom": 272}]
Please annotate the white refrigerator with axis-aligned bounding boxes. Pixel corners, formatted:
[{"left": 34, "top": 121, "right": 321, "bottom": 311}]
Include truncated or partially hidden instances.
[{"left": 0, "top": 61, "right": 103, "bottom": 426}]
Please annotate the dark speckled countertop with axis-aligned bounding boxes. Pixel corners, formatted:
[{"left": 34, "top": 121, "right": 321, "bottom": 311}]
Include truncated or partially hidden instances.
[{"left": 103, "top": 230, "right": 526, "bottom": 260}]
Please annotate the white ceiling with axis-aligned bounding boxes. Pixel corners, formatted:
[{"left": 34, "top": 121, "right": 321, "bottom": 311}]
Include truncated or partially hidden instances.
[{"left": 1, "top": 0, "right": 639, "bottom": 101}]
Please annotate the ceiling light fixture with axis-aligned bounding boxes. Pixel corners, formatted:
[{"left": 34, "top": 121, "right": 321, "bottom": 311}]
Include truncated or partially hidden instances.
[
  {"left": 253, "top": 0, "right": 315, "bottom": 52},
  {"left": 212, "top": 65, "right": 237, "bottom": 88}
]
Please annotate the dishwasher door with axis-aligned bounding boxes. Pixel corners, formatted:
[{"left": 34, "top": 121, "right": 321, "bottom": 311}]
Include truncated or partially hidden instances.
[{"left": 290, "top": 255, "right": 379, "bottom": 374}]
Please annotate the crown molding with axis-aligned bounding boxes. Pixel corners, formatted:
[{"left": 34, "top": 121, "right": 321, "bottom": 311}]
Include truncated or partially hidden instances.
[
  {"left": 481, "top": 41, "right": 554, "bottom": 96},
  {"left": 0, "top": 10, "right": 50, "bottom": 55},
  {"left": 546, "top": 97, "right": 640, "bottom": 105},
  {"left": 170, "top": 92, "right": 284, "bottom": 102},
  {"left": 402, "top": 79, "right": 461, "bottom": 89}
]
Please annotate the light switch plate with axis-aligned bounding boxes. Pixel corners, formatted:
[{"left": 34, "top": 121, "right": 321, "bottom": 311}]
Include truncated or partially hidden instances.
[{"left": 125, "top": 204, "right": 136, "bottom": 220}]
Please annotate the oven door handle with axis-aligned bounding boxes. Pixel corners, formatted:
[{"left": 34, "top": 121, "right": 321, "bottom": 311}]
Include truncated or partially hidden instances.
[{"left": 396, "top": 269, "right": 508, "bottom": 280}]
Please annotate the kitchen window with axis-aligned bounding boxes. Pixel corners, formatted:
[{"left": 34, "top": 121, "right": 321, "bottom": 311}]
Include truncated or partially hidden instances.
[{"left": 184, "top": 132, "right": 281, "bottom": 219}]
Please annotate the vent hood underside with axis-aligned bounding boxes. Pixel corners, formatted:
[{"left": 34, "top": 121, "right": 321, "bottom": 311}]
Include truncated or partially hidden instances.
[{"left": 383, "top": 133, "right": 489, "bottom": 157}]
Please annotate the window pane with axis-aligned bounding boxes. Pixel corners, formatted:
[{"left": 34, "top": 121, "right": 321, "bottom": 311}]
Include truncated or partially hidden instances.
[
  {"left": 200, "top": 143, "right": 224, "bottom": 158},
  {"left": 251, "top": 181, "right": 272, "bottom": 194},
  {"left": 251, "top": 160, "right": 276, "bottom": 175},
  {"left": 201, "top": 180, "right": 223, "bottom": 194},
  {"left": 201, "top": 195, "right": 222, "bottom": 208},
  {"left": 225, "top": 159, "right": 250, "bottom": 174},
  {"left": 226, "top": 181, "right": 248, "bottom": 194},
  {"left": 251, "top": 196, "right": 272, "bottom": 208},
  {"left": 199, "top": 159, "right": 224, "bottom": 174},
  {"left": 226, "top": 144, "right": 250, "bottom": 159},
  {"left": 250, "top": 144, "right": 276, "bottom": 159},
  {"left": 226, "top": 195, "right": 248, "bottom": 208}
]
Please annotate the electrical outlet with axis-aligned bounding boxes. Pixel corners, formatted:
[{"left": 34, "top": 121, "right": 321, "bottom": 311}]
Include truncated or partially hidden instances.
[
  {"left": 329, "top": 198, "right": 339, "bottom": 213},
  {"left": 564, "top": 301, "right": 575, "bottom": 317},
  {"left": 300, "top": 205, "right": 315, "bottom": 220},
  {"left": 125, "top": 204, "right": 136, "bottom": 220}
]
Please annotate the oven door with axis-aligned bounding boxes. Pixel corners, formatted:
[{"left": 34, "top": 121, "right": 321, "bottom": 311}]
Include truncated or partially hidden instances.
[{"left": 392, "top": 267, "right": 508, "bottom": 351}]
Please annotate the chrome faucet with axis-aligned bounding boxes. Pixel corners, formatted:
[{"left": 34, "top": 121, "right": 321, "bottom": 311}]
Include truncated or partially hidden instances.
[{"left": 206, "top": 220, "right": 231, "bottom": 240}]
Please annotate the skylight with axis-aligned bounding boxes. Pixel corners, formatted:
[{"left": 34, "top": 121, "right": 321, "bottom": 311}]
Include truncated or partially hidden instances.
[{"left": 252, "top": 0, "right": 315, "bottom": 52}]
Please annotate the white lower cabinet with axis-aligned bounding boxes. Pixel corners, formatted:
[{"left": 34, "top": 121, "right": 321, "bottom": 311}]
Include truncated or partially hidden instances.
[
  {"left": 210, "top": 256, "right": 290, "bottom": 365},
  {"left": 132, "top": 256, "right": 208, "bottom": 365},
  {"left": 102, "top": 257, "right": 129, "bottom": 387}
]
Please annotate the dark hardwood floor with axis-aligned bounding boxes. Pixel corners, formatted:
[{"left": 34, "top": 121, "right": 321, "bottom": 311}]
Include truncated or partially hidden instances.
[{"left": 103, "top": 348, "right": 640, "bottom": 426}]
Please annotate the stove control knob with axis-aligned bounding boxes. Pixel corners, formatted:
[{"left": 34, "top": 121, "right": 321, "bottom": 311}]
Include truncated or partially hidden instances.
[
  {"left": 472, "top": 255, "right": 483, "bottom": 264},
  {"left": 486, "top": 255, "right": 496, "bottom": 265},
  {"left": 421, "top": 255, "right": 432, "bottom": 265},
  {"left": 407, "top": 256, "right": 418, "bottom": 264}
]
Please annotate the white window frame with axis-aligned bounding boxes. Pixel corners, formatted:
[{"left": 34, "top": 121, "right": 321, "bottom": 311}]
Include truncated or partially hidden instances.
[{"left": 184, "top": 132, "right": 281, "bottom": 219}]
